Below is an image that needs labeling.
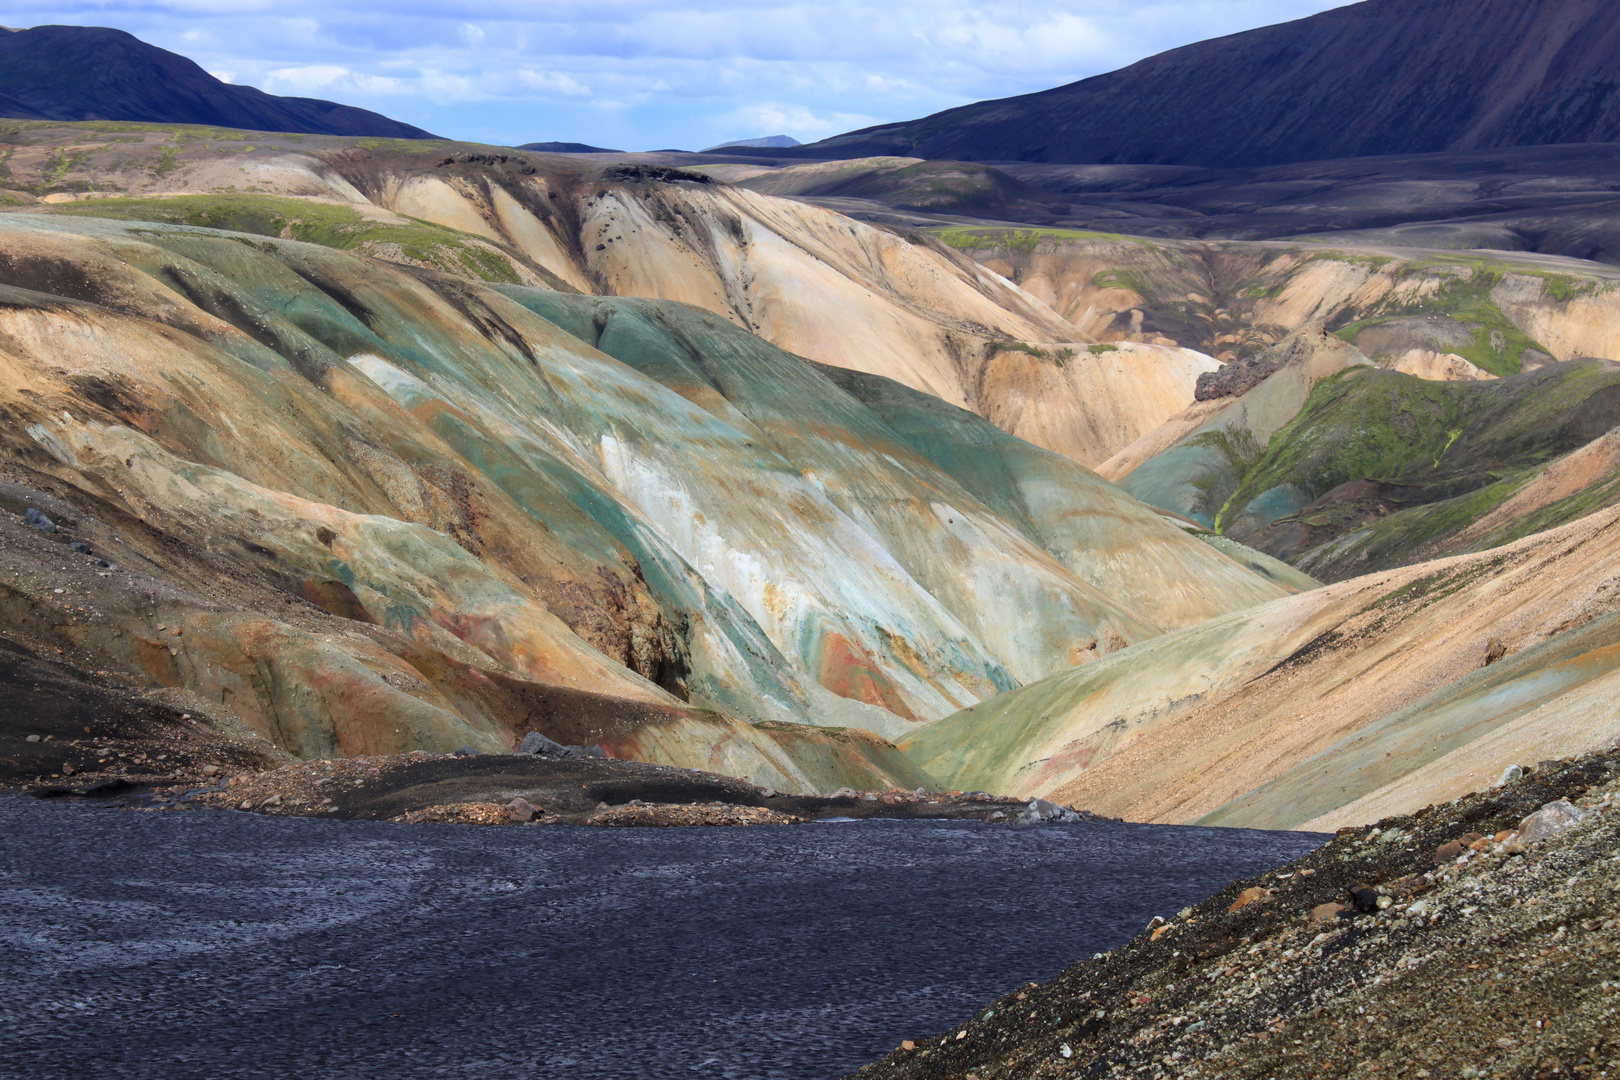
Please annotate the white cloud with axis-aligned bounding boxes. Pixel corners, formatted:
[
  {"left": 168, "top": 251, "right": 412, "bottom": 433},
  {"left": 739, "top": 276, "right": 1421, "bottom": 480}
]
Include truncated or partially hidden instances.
[
  {"left": 263, "top": 64, "right": 407, "bottom": 96},
  {"left": 718, "top": 103, "right": 881, "bottom": 140},
  {"left": 5, "top": 1, "right": 1352, "bottom": 148},
  {"left": 517, "top": 69, "right": 592, "bottom": 97}
]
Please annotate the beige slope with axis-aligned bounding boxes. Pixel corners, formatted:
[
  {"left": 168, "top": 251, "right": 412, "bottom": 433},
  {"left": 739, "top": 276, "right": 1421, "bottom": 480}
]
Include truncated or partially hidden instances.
[
  {"left": 1296, "top": 675, "right": 1620, "bottom": 831},
  {"left": 356, "top": 173, "right": 1218, "bottom": 467},
  {"left": 5, "top": 131, "right": 1214, "bottom": 470},
  {"left": 1095, "top": 399, "right": 1229, "bottom": 482},
  {"left": 1452, "top": 428, "right": 1620, "bottom": 547},
  {"left": 976, "top": 342, "right": 1218, "bottom": 466},
  {"left": 902, "top": 501, "right": 1620, "bottom": 829},
  {"left": 1388, "top": 350, "right": 1497, "bottom": 381},
  {"left": 938, "top": 229, "right": 1620, "bottom": 376}
]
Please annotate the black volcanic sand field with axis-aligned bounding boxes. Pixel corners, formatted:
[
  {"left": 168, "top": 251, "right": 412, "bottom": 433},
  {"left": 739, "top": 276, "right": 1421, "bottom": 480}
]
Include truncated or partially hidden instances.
[{"left": 0, "top": 796, "right": 1323, "bottom": 1080}]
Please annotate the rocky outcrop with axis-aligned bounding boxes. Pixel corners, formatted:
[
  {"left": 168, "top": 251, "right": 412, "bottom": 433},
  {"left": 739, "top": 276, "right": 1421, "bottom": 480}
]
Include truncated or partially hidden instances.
[{"left": 1194, "top": 353, "right": 1279, "bottom": 401}]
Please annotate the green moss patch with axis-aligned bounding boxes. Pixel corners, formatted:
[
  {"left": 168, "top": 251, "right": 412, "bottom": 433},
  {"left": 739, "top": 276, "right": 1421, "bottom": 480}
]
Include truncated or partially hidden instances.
[
  {"left": 47, "top": 193, "right": 528, "bottom": 283},
  {"left": 930, "top": 225, "right": 1139, "bottom": 254},
  {"left": 1217, "top": 362, "right": 1620, "bottom": 573},
  {"left": 1325, "top": 256, "right": 1567, "bottom": 376}
]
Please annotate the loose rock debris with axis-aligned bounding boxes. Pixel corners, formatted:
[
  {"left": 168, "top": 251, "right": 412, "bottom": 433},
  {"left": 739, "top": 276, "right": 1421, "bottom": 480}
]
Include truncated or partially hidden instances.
[
  {"left": 22, "top": 744, "right": 1116, "bottom": 828},
  {"left": 848, "top": 747, "right": 1620, "bottom": 1080}
]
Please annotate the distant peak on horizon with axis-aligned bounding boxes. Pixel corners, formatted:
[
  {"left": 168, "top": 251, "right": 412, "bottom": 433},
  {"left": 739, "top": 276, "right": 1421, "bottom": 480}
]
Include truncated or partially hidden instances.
[
  {"left": 516, "top": 141, "right": 622, "bottom": 154},
  {"left": 702, "top": 134, "right": 801, "bottom": 152}
]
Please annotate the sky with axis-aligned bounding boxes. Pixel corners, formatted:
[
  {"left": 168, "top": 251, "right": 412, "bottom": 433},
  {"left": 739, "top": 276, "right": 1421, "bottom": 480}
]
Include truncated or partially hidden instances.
[{"left": 6, "top": 1, "right": 1352, "bottom": 150}]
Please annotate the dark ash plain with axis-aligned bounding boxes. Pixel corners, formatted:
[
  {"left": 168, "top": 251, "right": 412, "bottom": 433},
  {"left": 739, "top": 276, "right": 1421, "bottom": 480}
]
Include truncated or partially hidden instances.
[{"left": 0, "top": 797, "right": 1321, "bottom": 1080}]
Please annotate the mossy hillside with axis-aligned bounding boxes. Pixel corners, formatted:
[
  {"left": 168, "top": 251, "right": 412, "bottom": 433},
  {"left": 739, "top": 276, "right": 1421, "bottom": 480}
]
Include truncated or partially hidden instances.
[
  {"left": 0, "top": 121, "right": 480, "bottom": 198},
  {"left": 46, "top": 193, "right": 524, "bottom": 283},
  {"left": 1295, "top": 457, "right": 1620, "bottom": 581},
  {"left": 1286, "top": 473, "right": 1532, "bottom": 580},
  {"left": 930, "top": 225, "right": 1142, "bottom": 255},
  {"left": 1327, "top": 255, "right": 1578, "bottom": 376},
  {"left": 1217, "top": 360, "right": 1620, "bottom": 549},
  {"left": 985, "top": 340, "right": 1078, "bottom": 367}
]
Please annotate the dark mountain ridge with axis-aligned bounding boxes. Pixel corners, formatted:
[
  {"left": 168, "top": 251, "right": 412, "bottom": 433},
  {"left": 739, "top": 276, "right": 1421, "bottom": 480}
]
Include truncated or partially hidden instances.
[
  {"left": 0, "top": 25, "right": 437, "bottom": 139},
  {"left": 784, "top": 0, "right": 1620, "bottom": 168}
]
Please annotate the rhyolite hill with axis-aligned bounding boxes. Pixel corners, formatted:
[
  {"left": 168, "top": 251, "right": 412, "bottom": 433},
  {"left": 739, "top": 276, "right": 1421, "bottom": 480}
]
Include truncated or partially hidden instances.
[
  {"left": 787, "top": 0, "right": 1620, "bottom": 167},
  {"left": 3, "top": 122, "right": 1620, "bottom": 832},
  {"left": 0, "top": 25, "right": 435, "bottom": 138}
]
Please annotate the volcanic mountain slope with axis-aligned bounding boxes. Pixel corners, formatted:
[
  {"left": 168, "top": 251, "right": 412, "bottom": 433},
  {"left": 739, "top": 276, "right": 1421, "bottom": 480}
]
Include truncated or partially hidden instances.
[
  {"left": 1103, "top": 333, "right": 1620, "bottom": 582},
  {"left": 627, "top": 144, "right": 1620, "bottom": 267},
  {"left": 934, "top": 229, "right": 1620, "bottom": 372},
  {"left": 0, "top": 123, "right": 1221, "bottom": 468},
  {"left": 923, "top": 229, "right": 1620, "bottom": 579},
  {"left": 791, "top": 0, "right": 1620, "bottom": 168},
  {"left": 0, "top": 26, "right": 434, "bottom": 139},
  {"left": 1075, "top": 289, "right": 1620, "bottom": 583},
  {"left": 734, "top": 157, "right": 1071, "bottom": 222},
  {"left": 901, "top": 497, "right": 1620, "bottom": 831},
  {"left": 0, "top": 210, "right": 1292, "bottom": 790}
]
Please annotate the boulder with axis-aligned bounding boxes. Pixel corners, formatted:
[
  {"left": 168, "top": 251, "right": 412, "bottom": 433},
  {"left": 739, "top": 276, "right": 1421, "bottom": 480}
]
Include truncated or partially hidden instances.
[
  {"left": 23, "top": 507, "right": 54, "bottom": 532},
  {"left": 1519, "top": 798, "right": 1588, "bottom": 844},
  {"left": 1310, "top": 902, "right": 1349, "bottom": 924},
  {"left": 516, "top": 731, "right": 606, "bottom": 758},
  {"left": 1018, "top": 797, "right": 1087, "bottom": 824},
  {"left": 518, "top": 731, "right": 569, "bottom": 756},
  {"left": 1347, "top": 882, "right": 1380, "bottom": 912},
  {"left": 1228, "top": 886, "right": 1270, "bottom": 912}
]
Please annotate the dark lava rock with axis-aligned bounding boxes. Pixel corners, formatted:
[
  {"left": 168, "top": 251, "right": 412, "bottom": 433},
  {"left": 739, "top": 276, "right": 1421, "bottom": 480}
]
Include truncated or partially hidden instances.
[
  {"left": 603, "top": 164, "right": 715, "bottom": 185},
  {"left": 22, "top": 507, "right": 54, "bottom": 532},
  {"left": 516, "top": 730, "right": 606, "bottom": 759},
  {"left": 519, "top": 730, "right": 570, "bottom": 756},
  {"left": 1194, "top": 353, "right": 1281, "bottom": 400}
]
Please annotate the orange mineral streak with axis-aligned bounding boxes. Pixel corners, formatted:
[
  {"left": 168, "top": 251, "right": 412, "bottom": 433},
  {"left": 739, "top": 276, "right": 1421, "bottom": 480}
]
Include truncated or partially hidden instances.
[{"left": 817, "top": 632, "right": 921, "bottom": 722}]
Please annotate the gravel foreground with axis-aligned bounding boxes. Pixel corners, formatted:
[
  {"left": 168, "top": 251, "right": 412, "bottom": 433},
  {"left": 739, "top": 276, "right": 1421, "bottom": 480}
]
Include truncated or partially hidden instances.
[
  {"left": 849, "top": 749, "right": 1620, "bottom": 1080},
  {"left": 0, "top": 799, "right": 1319, "bottom": 1080}
]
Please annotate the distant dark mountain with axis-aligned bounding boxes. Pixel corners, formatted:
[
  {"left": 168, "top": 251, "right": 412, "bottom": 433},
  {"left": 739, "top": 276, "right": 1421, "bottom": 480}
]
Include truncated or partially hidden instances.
[
  {"left": 0, "top": 25, "right": 437, "bottom": 138},
  {"left": 517, "top": 141, "right": 622, "bottom": 153},
  {"left": 0, "top": 90, "right": 49, "bottom": 120},
  {"left": 790, "top": 0, "right": 1620, "bottom": 168},
  {"left": 702, "top": 134, "right": 800, "bottom": 151}
]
